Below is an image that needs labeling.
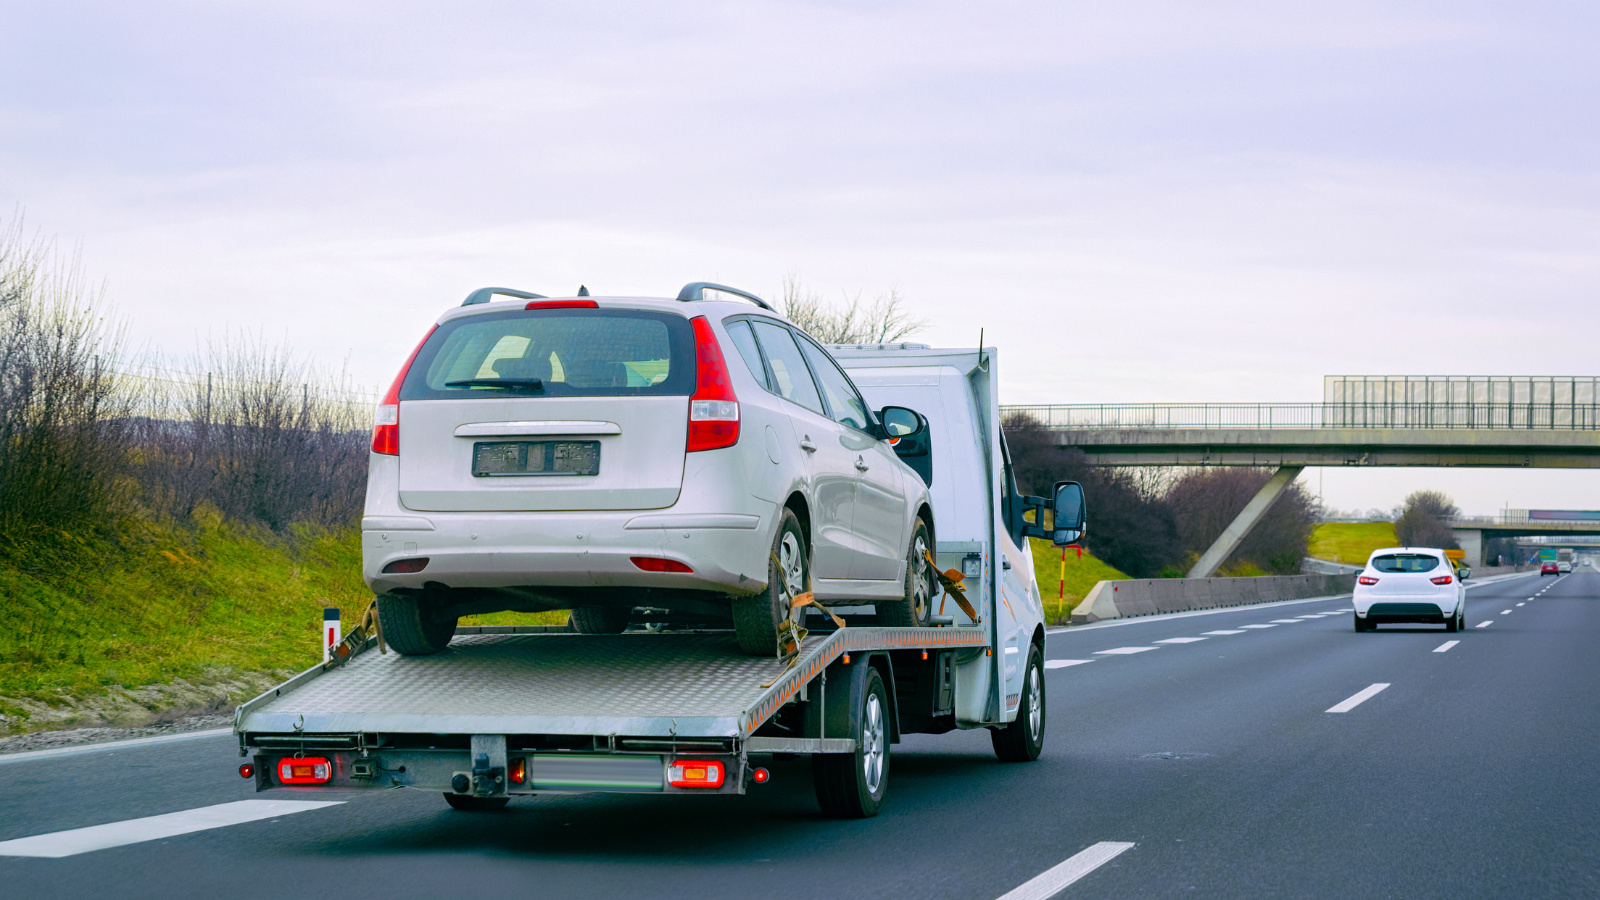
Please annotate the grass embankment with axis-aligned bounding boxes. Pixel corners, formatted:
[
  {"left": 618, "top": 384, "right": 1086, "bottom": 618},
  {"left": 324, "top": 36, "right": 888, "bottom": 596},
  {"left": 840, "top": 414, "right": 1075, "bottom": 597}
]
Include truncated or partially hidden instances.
[
  {"left": 1308, "top": 522, "right": 1397, "bottom": 566},
  {"left": 1025, "top": 538, "right": 1129, "bottom": 624},
  {"left": 0, "top": 514, "right": 564, "bottom": 734}
]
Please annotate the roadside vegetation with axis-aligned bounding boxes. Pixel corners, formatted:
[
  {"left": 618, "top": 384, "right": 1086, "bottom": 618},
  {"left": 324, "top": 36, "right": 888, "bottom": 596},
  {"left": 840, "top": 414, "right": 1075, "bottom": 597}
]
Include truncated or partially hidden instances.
[
  {"left": 1026, "top": 538, "right": 1129, "bottom": 624},
  {"left": 1308, "top": 522, "right": 1398, "bottom": 566}
]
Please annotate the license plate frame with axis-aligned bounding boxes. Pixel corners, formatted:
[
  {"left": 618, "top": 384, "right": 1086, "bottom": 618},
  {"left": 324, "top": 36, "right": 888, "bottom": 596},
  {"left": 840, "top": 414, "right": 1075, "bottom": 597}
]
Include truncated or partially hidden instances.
[{"left": 472, "top": 440, "right": 601, "bottom": 477}]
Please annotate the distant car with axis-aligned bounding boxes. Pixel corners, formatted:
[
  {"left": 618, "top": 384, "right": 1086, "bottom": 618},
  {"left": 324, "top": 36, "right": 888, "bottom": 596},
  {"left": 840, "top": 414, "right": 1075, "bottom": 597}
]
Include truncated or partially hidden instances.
[
  {"left": 1541, "top": 562, "right": 1559, "bottom": 576},
  {"left": 1353, "top": 547, "right": 1466, "bottom": 632},
  {"left": 1558, "top": 561, "right": 1572, "bottom": 574}
]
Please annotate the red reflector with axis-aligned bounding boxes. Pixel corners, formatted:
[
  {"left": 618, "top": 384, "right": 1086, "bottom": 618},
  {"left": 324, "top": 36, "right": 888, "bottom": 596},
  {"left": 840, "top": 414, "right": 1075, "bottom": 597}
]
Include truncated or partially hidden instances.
[
  {"left": 509, "top": 757, "right": 527, "bottom": 785},
  {"left": 239, "top": 763, "right": 254, "bottom": 779},
  {"left": 526, "top": 300, "right": 599, "bottom": 309},
  {"left": 1430, "top": 575, "right": 1454, "bottom": 585},
  {"left": 372, "top": 325, "right": 438, "bottom": 456},
  {"left": 277, "top": 756, "right": 332, "bottom": 784},
  {"left": 630, "top": 556, "right": 693, "bottom": 573},
  {"left": 1358, "top": 576, "right": 1379, "bottom": 585},
  {"left": 382, "top": 557, "right": 430, "bottom": 574},
  {"left": 686, "top": 316, "right": 739, "bottom": 452},
  {"left": 668, "top": 759, "right": 726, "bottom": 789},
  {"left": 751, "top": 767, "right": 770, "bottom": 784}
]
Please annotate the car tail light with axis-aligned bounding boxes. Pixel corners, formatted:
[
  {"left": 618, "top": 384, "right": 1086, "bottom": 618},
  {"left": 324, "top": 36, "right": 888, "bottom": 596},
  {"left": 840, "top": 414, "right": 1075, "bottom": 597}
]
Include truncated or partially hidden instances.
[
  {"left": 509, "top": 757, "right": 527, "bottom": 785},
  {"left": 382, "top": 557, "right": 429, "bottom": 574},
  {"left": 631, "top": 556, "right": 694, "bottom": 573},
  {"left": 372, "top": 325, "right": 438, "bottom": 456},
  {"left": 1358, "top": 576, "right": 1379, "bottom": 585},
  {"left": 686, "top": 316, "right": 739, "bottom": 452},
  {"left": 1431, "top": 575, "right": 1454, "bottom": 585},
  {"left": 277, "top": 757, "right": 333, "bottom": 784},
  {"left": 526, "top": 300, "right": 598, "bottom": 310},
  {"left": 668, "top": 759, "right": 725, "bottom": 789}
]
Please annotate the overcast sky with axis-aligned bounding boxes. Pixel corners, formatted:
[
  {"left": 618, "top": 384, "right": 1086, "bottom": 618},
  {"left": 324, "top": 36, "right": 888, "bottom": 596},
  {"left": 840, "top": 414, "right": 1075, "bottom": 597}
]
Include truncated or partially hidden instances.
[{"left": 4, "top": 1, "right": 1598, "bottom": 514}]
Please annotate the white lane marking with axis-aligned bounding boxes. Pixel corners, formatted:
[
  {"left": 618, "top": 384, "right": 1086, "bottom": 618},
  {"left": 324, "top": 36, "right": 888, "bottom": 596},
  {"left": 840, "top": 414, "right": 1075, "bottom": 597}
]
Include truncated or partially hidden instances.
[
  {"left": 1203, "top": 630, "right": 1247, "bottom": 635},
  {"left": 1517, "top": 603, "right": 1524, "bottom": 607},
  {"left": 1475, "top": 621, "right": 1492, "bottom": 628},
  {"left": 1154, "top": 637, "right": 1208, "bottom": 644},
  {"left": 0, "top": 800, "right": 344, "bottom": 858},
  {"left": 1295, "top": 615, "right": 1324, "bottom": 619},
  {"left": 1433, "top": 641, "right": 1460, "bottom": 653},
  {"left": 1500, "top": 610, "right": 1511, "bottom": 615},
  {"left": 1333, "top": 608, "right": 1354, "bottom": 612},
  {"left": 1095, "top": 647, "right": 1157, "bottom": 655},
  {"left": 995, "top": 841, "right": 1137, "bottom": 900},
  {"left": 1240, "top": 624, "right": 1278, "bottom": 629},
  {"left": 1327, "top": 683, "right": 1390, "bottom": 713},
  {"left": 0, "top": 728, "right": 232, "bottom": 766},
  {"left": 1270, "top": 619, "right": 1305, "bottom": 624},
  {"left": 1045, "top": 659, "right": 1093, "bottom": 669}
]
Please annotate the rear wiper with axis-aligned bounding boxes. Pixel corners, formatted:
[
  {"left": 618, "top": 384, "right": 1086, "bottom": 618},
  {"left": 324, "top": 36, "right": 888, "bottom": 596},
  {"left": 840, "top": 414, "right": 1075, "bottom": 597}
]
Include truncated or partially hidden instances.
[{"left": 444, "top": 378, "right": 544, "bottom": 392}]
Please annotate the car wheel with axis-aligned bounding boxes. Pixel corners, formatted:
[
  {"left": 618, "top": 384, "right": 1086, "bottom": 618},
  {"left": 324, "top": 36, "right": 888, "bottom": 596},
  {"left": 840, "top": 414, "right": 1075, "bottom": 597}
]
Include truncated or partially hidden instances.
[
  {"left": 1444, "top": 608, "right": 1459, "bottom": 633},
  {"left": 733, "top": 508, "right": 808, "bottom": 656},
  {"left": 991, "top": 645, "right": 1046, "bottom": 762},
  {"left": 443, "top": 793, "right": 510, "bottom": 811},
  {"left": 1353, "top": 612, "right": 1371, "bottom": 632},
  {"left": 376, "top": 592, "right": 458, "bottom": 656},
  {"left": 878, "top": 518, "right": 934, "bottom": 627},
  {"left": 812, "top": 665, "right": 890, "bottom": 818},
  {"left": 569, "top": 606, "right": 631, "bottom": 634}
]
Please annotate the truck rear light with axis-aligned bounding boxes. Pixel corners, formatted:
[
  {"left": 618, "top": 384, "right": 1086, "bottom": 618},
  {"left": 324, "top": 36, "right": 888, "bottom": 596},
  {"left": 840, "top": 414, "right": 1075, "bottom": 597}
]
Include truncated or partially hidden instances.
[
  {"left": 526, "top": 299, "right": 598, "bottom": 309},
  {"left": 239, "top": 763, "right": 254, "bottom": 779},
  {"left": 686, "top": 316, "right": 739, "bottom": 452},
  {"left": 1430, "top": 575, "right": 1454, "bottom": 585},
  {"left": 277, "top": 757, "right": 333, "bottom": 784},
  {"left": 668, "top": 759, "right": 725, "bottom": 789},
  {"left": 631, "top": 556, "right": 694, "bottom": 573},
  {"left": 509, "top": 757, "right": 527, "bottom": 785},
  {"left": 1358, "top": 576, "right": 1379, "bottom": 585},
  {"left": 372, "top": 325, "right": 438, "bottom": 456},
  {"left": 751, "top": 767, "right": 770, "bottom": 784},
  {"left": 382, "top": 557, "right": 429, "bottom": 574}
]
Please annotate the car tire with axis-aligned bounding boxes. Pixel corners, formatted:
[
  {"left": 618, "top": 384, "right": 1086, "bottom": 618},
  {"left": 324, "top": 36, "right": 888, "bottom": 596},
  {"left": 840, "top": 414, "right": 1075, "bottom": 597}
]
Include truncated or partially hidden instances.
[
  {"left": 569, "top": 606, "right": 631, "bottom": 634},
  {"left": 377, "top": 592, "right": 458, "bottom": 656},
  {"left": 878, "top": 518, "right": 934, "bottom": 628},
  {"left": 1353, "top": 612, "right": 1371, "bottom": 633},
  {"left": 443, "top": 794, "right": 511, "bottom": 811},
  {"left": 733, "top": 508, "right": 808, "bottom": 657},
  {"left": 1444, "top": 609, "right": 1459, "bottom": 633},
  {"left": 812, "top": 665, "right": 890, "bottom": 818},
  {"left": 991, "top": 645, "right": 1046, "bottom": 762}
]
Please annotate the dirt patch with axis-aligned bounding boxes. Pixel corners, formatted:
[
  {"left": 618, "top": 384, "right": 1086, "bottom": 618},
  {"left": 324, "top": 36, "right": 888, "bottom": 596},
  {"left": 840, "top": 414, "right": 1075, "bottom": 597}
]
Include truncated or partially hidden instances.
[
  {"left": 0, "top": 713, "right": 235, "bottom": 754},
  {"left": 0, "top": 667, "right": 293, "bottom": 738}
]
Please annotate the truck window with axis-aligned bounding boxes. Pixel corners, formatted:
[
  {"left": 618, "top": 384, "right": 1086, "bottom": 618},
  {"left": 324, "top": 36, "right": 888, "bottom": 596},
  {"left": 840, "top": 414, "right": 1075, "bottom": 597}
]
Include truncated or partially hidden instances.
[{"left": 751, "top": 321, "right": 826, "bottom": 416}]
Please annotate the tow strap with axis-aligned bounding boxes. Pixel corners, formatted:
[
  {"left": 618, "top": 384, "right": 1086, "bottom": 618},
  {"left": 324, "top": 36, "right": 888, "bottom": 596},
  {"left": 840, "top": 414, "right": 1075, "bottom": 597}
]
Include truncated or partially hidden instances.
[
  {"left": 325, "top": 599, "right": 386, "bottom": 669},
  {"left": 924, "top": 548, "right": 981, "bottom": 624}
]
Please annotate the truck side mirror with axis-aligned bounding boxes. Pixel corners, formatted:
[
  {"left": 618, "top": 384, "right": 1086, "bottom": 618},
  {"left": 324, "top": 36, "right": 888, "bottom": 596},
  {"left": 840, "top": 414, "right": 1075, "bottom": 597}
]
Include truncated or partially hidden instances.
[{"left": 1052, "top": 481, "right": 1086, "bottom": 546}]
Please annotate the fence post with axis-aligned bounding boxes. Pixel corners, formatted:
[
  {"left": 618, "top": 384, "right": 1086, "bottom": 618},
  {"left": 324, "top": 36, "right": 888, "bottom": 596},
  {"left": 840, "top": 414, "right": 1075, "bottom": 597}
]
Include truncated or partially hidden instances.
[{"left": 323, "top": 608, "right": 341, "bottom": 663}]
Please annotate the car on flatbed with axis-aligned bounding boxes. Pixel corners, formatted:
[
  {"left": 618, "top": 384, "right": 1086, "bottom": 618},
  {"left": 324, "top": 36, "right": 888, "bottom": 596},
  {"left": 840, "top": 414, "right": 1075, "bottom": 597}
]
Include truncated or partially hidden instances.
[{"left": 363, "top": 283, "right": 939, "bottom": 656}]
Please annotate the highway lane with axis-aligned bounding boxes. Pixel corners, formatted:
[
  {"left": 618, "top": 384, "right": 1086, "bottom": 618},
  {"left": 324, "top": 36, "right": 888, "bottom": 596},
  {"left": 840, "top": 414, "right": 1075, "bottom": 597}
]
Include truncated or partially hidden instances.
[{"left": 1, "top": 571, "right": 1597, "bottom": 898}]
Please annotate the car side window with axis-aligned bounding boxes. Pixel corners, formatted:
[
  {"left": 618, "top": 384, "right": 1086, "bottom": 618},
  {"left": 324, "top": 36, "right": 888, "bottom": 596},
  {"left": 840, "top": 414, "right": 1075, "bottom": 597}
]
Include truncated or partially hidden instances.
[
  {"left": 722, "top": 319, "right": 770, "bottom": 391},
  {"left": 750, "top": 321, "right": 826, "bottom": 416},
  {"left": 795, "top": 334, "right": 874, "bottom": 432}
]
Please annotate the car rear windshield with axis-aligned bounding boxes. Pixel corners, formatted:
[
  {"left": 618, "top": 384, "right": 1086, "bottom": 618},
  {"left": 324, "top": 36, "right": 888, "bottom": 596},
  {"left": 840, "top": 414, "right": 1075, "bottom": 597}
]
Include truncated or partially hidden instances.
[
  {"left": 400, "top": 309, "right": 695, "bottom": 400},
  {"left": 1370, "top": 554, "right": 1441, "bottom": 573}
]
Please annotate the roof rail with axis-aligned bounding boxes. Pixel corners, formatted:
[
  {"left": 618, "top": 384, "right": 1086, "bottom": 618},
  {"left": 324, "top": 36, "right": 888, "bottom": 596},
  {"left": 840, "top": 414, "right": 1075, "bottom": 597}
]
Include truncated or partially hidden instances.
[
  {"left": 676, "top": 282, "right": 774, "bottom": 311},
  {"left": 462, "top": 287, "right": 548, "bottom": 307}
]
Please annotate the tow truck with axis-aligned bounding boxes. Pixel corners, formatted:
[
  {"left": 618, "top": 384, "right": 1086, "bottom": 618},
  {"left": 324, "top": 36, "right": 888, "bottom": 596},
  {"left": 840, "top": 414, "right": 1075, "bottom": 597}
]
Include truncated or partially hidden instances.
[{"left": 233, "top": 343, "right": 1084, "bottom": 817}]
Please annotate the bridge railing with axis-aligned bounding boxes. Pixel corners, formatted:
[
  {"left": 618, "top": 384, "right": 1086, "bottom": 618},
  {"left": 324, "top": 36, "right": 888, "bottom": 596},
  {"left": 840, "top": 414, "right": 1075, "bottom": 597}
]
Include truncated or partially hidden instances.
[{"left": 1001, "top": 403, "right": 1600, "bottom": 430}]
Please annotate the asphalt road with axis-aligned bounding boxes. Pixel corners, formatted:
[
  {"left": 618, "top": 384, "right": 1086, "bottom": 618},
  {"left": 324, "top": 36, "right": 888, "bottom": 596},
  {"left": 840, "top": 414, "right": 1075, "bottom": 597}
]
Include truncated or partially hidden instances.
[{"left": 2, "top": 570, "right": 1597, "bottom": 899}]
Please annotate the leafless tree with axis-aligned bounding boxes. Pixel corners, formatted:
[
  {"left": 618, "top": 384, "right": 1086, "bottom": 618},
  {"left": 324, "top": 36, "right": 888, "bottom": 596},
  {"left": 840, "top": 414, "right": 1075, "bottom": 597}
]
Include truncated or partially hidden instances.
[
  {"left": 780, "top": 276, "right": 928, "bottom": 344},
  {"left": 1164, "top": 468, "right": 1319, "bottom": 574},
  {"left": 1393, "top": 489, "right": 1460, "bottom": 549}
]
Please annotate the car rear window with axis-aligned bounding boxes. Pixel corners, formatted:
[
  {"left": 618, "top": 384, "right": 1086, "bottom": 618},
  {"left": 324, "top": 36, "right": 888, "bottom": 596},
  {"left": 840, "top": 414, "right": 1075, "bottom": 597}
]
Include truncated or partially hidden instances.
[
  {"left": 400, "top": 309, "right": 695, "bottom": 400},
  {"left": 1370, "top": 554, "right": 1441, "bottom": 573}
]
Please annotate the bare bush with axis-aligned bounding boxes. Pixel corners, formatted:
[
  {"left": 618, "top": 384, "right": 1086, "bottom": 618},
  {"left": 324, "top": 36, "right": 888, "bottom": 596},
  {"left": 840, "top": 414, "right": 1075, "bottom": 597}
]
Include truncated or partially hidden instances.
[
  {"left": 781, "top": 277, "right": 928, "bottom": 344},
  {"left": 1163, "top": 468, "right": 1319, "bottom": 574},
  {"left": 1393, "top": 489, "right": 1460, "bottom": 550}
]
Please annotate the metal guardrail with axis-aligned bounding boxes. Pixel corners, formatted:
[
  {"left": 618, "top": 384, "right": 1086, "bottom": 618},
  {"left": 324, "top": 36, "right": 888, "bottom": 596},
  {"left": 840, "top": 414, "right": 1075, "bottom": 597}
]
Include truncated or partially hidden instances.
[{"left": 1001, "top": 403, "right": 1600, "bottom": 431}]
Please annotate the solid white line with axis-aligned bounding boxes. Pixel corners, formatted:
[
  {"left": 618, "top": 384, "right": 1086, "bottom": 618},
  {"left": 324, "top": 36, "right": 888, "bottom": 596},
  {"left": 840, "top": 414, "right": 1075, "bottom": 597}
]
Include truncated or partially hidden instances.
[
  {"left": 995, "top": 842, "right": 1136, "bottom": 900},
  {"left": 0, "top": 800, "right": 343, "bottom": 858},
  {"left": 1240, "top": 624, "right": 1277, "bottom": 629},
  {"left": 1045, "top": 659, "right": 1093, "bottom": 669},
  {"left": 1476, "top": 621, "right": 1492, "bottom": 628},
  {"left": 1095, "top": 647, "right": 1157, "bottom": 655},
  {"left": 1433, "top": 640, "right": 1459, "bottom": 653},
  {"left": 1203, "top": 630, "right": 1246, "bottom": 635},
  {"left": 1154, "top": 637, "right": 1207, "bottom": 644},
  {"left": 0, "top": 728, "right": 233, "bottom": 766},
  {"left": 1327, "top": 683, "right": 1390, "bottom": 713}
]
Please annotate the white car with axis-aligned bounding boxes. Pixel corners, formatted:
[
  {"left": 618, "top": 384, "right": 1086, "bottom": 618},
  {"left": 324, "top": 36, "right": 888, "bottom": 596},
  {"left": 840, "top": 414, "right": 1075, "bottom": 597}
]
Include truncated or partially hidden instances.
[
  {"left": 1558, "top": 561, "right": 1572, "bottom": 574},
  {"left": 1352, "top": 547, "right": 1466, "bottom": 632},
  {"left": 362, "top": 283, "right": 937, "bottom": 656}
]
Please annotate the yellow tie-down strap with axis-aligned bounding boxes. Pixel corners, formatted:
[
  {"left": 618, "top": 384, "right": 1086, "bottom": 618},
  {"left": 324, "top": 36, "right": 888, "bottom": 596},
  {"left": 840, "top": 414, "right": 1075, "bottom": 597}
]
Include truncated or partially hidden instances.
[{"left": 924, "top": 548, "right": 981, "bottom": 624}]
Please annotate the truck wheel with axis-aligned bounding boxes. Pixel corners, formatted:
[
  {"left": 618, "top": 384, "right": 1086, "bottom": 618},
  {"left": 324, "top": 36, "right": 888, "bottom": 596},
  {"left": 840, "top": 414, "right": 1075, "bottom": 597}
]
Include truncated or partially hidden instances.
[
  {"left": 991, "top": 645, "right": 1046, "bottom": 762},
  {"left": 569, "top": 606, "right": 631, "bottom": 634},
  {"left": 878, "top": 518, "right": 934, "bottom": 627},
  {"left": 443, "top": 794, "right": 510, "bottom": 811},
  {"left": 733, "top": 508, "right": 808, "bottom": 656},
  {"left": 376, "top": 592, "right": 458, "bottom": 656},
  {"left": 813, "top": 666, "right": 890, "bottom": 818}
]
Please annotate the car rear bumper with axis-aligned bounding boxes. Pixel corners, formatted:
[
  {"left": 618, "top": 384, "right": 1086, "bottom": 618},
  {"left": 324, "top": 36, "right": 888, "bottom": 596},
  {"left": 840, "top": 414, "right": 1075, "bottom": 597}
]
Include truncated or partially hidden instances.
[{"left": 1358, "top": 601, "right": 1453, "bottom": 623}]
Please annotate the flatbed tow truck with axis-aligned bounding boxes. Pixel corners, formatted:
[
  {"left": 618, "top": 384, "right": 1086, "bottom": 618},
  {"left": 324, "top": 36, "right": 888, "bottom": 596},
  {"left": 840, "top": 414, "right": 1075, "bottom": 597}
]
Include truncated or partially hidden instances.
[{"left": 233, "top": 344, "right": 1084, "bottom": 817}]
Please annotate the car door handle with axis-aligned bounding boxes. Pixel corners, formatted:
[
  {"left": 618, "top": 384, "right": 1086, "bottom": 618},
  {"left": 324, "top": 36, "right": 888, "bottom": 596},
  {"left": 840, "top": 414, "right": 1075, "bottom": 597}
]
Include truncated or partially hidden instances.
[
  {"left": 855, "top": 456, "right": 870, "bottom": 471},
  {"left": 799, "top": 438, "right": 817, "bottom": 452}
]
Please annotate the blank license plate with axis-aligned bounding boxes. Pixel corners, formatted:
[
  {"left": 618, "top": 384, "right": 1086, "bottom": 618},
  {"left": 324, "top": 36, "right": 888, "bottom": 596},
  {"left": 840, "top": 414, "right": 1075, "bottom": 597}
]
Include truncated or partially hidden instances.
[{"left": 472, "top": 441, "right": 600, "bottom": 477}]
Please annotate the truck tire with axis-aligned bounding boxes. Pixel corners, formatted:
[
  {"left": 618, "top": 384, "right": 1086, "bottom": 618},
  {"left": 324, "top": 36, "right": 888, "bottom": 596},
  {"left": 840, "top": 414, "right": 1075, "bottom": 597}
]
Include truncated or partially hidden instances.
[
  {"left": 813, "top": 664, "right": 890, "bottom": 818},
  {"left": 376, "top": 592, "right": 458, "bottom": 656},
  {"left": 569, "top": 606, "right": 631, "bottom": 634},
  {"left": 878, "top": 518, "right": 933, "bottom": 627},
  {"left": 991, "top": 645, "right": 1046, "bottom": 762},
  {"left": 733, "top": 508, "right": 808, "bottom": 657},
  {"left": 443, "top": 794, "right": 510, "bottom": 811}
]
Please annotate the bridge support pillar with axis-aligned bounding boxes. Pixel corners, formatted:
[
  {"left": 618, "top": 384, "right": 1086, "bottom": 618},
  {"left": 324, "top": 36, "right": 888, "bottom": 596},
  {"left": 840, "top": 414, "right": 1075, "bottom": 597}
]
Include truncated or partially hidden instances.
[
  {"left": 1187, "top": 466, "right": 1306, "bottom": 579},
  {"left": 1450, "top": 528, "right": 1485, "bottom": 568}
]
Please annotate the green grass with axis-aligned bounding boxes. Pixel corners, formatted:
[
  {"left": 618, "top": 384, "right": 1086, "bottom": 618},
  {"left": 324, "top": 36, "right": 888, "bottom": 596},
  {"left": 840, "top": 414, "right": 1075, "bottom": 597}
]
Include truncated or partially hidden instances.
[
  {"left": 1309, "top": 522, "right": 1397, "bottom": 566},
  {"left": 1026, "top": 538, "right": 1130, "bottom": 624}
]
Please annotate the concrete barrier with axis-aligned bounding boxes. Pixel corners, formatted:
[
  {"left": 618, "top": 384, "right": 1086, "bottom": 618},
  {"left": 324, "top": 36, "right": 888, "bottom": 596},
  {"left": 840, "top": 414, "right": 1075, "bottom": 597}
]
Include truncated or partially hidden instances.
[{"left": 1070, "top": 573, "right": 1358, "bottom": 625}]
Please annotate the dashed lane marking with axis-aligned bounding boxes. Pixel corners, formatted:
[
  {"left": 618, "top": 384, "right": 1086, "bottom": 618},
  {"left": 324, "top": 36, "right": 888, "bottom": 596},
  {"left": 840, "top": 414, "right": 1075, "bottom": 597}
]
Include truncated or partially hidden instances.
[
  {"left": 1095, "top": 647, "right": 1158, "bottom": 655},
  {"left": 1434, "top": 641, "right": 1460, "bottom": 653},
  {"left": 1203, "top": 630, "right": 1247, "bottom": 635},
  {"left": 1517, "top": 603, "right": 1524, "bottom": 607},
  {"left": 1501, "top": 610, "right": 1512, "bottom": 615},
  {"left": 1154, "top": 637, "right": 1207, "bottom": 644},
  {"left": 995, "top": 842, "right": 1137, "bottom": 900},
  {"left": 1240, "top": 624, "right": 1278, "bottom": 629},
  {"left": 1327, "top": 683, "right": 1391, "bottom": 713},
  {"left": 1045, "top": 659, "right": 1093, "bottom": 669},
  {"left": 1295, "top": 615, "right": 1324, "bottom": 619},
  {"left": 1476, "top": 621, "right": 1493, "bottom": 628},
  {"left": 1270, "top": 619, "right": 1305, "bottom": 624},
  {"left": 0, "top": 800, "right": 344, "bottom": 858}
]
